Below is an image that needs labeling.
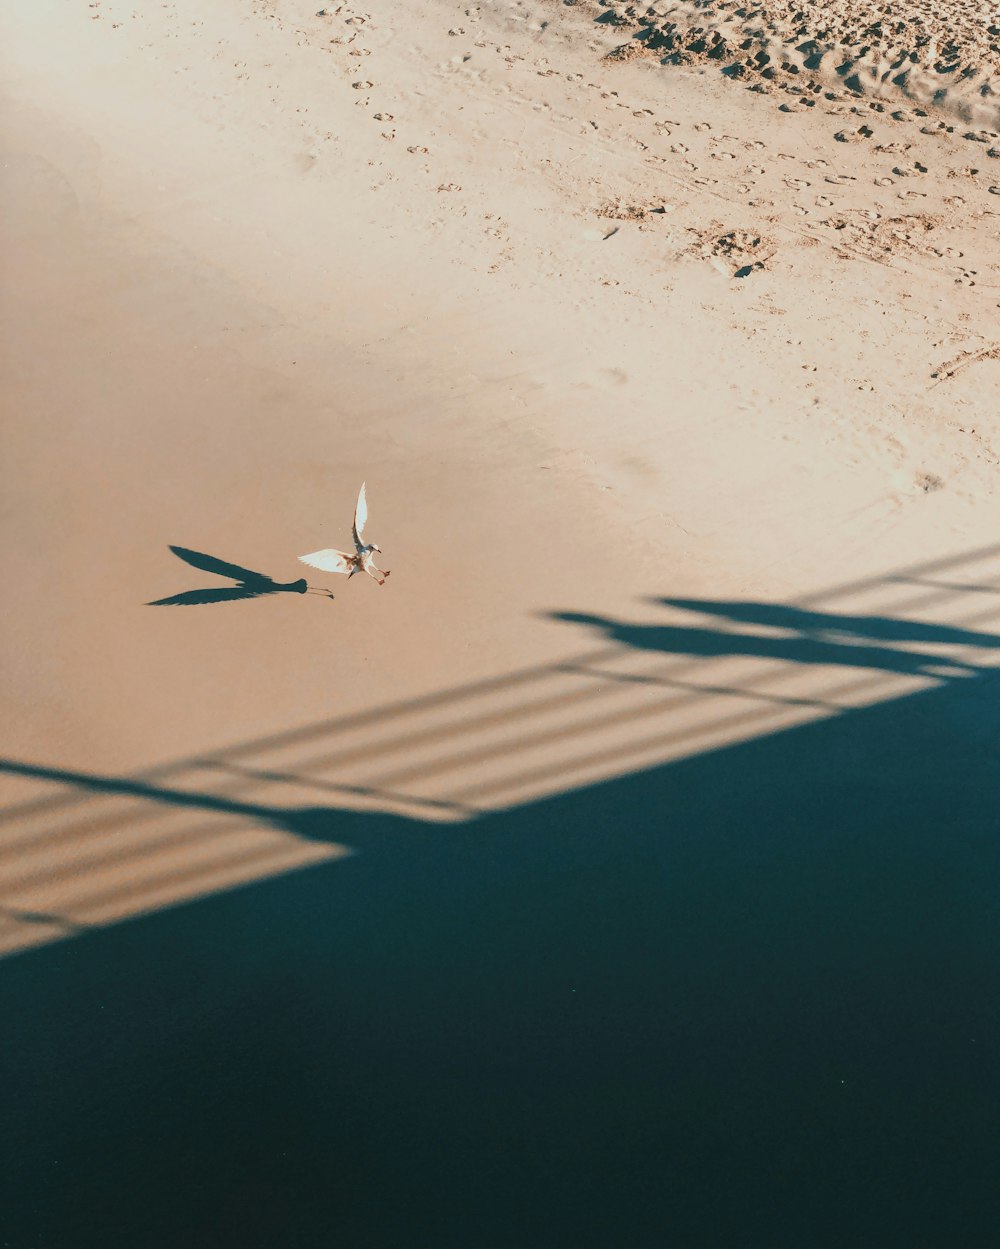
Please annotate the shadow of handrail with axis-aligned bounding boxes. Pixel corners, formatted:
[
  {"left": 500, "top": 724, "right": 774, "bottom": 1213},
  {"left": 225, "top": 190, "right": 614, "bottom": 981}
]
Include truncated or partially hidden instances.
[
  {"left": 4, "top": 546, "right": 1000, "bottom": 1247},
  {"left": 3, "top": 542, "right": 1000, "bottom": 960}
]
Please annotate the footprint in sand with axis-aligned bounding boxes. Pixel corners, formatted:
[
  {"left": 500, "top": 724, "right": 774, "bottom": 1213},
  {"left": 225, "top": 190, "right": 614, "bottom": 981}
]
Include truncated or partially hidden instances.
[
  {"left": 910, "top": 471, "right": 945, "bottom": 494},
  {"left": 835, "top": 126, "right": 873, "bottom": 143}
]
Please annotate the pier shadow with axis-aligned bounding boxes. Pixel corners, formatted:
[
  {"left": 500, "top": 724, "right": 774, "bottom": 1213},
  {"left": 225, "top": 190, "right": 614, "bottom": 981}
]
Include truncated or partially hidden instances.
[{"left": 3, "top": 585, "right": 1000, "bottom": 1247}]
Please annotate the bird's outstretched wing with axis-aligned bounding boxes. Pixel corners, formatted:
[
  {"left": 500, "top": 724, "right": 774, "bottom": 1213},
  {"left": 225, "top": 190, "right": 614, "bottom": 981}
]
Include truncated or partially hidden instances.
[
  {"left": 352, "top": 481, "right": 368, "bottom": 551},
  {"left": 298, "top": 548, "right": 354, "bottom": 574}
]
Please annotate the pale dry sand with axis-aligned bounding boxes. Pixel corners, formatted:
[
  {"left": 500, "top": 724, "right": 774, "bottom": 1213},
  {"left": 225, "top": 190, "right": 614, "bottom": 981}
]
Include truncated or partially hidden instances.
[{"left": 2, "top": 1, "right": 999, "bottom": 932}]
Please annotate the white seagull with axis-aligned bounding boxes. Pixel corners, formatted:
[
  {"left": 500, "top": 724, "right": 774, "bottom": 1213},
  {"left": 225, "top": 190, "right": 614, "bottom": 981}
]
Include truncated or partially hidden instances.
[{"left": 298, "top": 482, "right": 390, "bottom": 586}]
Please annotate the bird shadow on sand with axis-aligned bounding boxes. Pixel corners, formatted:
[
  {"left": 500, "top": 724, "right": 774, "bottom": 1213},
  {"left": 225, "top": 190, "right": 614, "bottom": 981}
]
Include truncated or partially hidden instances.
[{"left": 148, "top": 546, "right": 335, "bottom": 606}]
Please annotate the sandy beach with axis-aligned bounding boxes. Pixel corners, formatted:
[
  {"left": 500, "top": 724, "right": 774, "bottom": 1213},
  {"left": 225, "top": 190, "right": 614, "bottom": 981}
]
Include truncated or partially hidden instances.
[{"left": 3, "top": 0, "right": 1000, "bottom": 1244}]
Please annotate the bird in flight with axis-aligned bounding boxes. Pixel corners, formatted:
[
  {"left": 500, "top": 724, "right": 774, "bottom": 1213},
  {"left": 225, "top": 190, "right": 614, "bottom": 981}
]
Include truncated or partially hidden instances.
[{"left": 299, "top": 482, "right": 390, "bottom": 586}]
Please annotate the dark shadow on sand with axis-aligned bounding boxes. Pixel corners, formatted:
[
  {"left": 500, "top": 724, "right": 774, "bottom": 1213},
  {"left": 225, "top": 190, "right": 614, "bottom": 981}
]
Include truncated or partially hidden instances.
[
  {"left": 2, "top": 603, "right": 1000, "bottom": 1248},
  {"left": 148, "top": 546, "right": 333, "bottom": 606},
  {"left": 548, "top": 600, "right": 994, "bottom": 677},
  {"left": 0, "top": 758, "right": 341, "bottom": 834}
]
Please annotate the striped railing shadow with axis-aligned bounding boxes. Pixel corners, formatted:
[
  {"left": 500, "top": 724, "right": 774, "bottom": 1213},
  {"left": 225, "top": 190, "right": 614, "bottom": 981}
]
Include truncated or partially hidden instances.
[{"left": 3, "top": 543, "right": 1000, "bottom": 958}]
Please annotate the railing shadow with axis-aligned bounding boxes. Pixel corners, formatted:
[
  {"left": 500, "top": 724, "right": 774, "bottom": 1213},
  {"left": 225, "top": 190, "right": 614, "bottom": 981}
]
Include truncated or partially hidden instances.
[
  {"left": 546, "top": 604, "right": 987, "bottom": 677},
  {"left": 3, "top": 544, "right": 1000, "bottom": 1247},
  {"left": 5, "top": 544, "right": 1000, "bottom": 954}
]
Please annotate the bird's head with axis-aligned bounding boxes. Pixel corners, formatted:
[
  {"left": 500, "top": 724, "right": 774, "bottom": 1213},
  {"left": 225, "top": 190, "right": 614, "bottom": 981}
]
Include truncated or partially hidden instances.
[{"left": 371, "top": 544, "right": 382, "bottom": 554}]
